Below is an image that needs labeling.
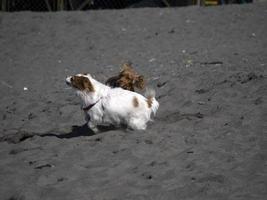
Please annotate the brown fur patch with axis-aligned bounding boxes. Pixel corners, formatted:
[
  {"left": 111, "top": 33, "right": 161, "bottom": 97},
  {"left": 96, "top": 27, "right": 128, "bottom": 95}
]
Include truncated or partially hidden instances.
[
  {"left": 105, "top": 63, "right": 145, "bottom": 92},
  {"left": 71, "top": 76, "right": 95, "bottom": 92},
  {"left": 147, "top": 97, "right": 153, "bottom": 108},
  {"left": 118, "top": 76, "right": 135, "bottom": 91},
  {"left": 135, "top": 75, "right": 145, "bottom": 89},
  {"left": 133, "top": 96, "right": 139, "bottom": 108}
]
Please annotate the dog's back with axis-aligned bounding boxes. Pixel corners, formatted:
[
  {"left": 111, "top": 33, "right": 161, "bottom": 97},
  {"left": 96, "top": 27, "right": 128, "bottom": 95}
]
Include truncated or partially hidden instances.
[{"left": 101, "top": 87, "right": 159, "bottom": 130}]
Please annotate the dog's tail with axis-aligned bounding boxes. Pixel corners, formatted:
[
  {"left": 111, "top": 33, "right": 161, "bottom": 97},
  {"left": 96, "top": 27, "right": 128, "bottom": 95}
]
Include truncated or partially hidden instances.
[{"left": 145, "top": 88, "right": 159, "bottom": 116}]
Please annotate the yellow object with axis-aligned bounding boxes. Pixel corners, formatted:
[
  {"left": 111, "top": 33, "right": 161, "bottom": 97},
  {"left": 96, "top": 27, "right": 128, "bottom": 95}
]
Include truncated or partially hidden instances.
[{"left": 205, "top": 0, "right": 219, "bottom": 5}]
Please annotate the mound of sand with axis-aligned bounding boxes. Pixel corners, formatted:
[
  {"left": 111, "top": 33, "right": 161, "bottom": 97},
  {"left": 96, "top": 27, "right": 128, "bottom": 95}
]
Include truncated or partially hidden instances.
[{"left": 0, "top": 3, "right": 266, "bottom": 200}]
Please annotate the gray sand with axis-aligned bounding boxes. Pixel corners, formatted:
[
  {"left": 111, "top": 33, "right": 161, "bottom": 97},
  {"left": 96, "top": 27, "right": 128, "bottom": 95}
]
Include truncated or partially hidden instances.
[{"left": 0, "top": 3, "right": 267, "bottom": 200}]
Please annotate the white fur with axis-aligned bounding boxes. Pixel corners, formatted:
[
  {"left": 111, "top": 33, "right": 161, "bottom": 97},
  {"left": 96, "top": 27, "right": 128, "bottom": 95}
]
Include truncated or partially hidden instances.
[{"left": 66, "top": 74, "right": 159, "bottom": 132}]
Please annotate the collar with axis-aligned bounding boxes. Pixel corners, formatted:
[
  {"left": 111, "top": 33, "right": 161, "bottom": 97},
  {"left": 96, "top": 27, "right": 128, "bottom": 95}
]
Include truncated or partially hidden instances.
[{"left": 82, "top": 98, "right": 101, "bottom": 112}]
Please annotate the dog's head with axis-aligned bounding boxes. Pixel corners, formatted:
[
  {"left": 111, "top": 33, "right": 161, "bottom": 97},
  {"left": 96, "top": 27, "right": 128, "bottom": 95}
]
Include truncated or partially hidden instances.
[
  {"left": 66, "top": 73, "right": 95, "bottom": 92},
  {"left": 106, "top": 63, "right": 145, "bottom": 91},
  {"left": 119, "top": 63, "right": 145, "bottom": 91}
]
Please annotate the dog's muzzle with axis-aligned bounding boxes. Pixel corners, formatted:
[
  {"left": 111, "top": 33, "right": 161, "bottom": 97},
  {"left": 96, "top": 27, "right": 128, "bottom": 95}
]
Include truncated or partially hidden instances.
[{"left": 65, "top": 76, "right": 72, "bottom": 86}]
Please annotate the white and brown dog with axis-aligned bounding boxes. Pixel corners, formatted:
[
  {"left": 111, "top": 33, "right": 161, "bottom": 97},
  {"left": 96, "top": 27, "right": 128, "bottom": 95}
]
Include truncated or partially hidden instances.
[{"left": 66, "top": 73, "right": 159, "bottom": 132}]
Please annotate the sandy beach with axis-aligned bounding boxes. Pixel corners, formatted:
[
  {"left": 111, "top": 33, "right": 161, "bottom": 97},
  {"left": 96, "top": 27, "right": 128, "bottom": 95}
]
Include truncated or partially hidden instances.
[{"left": 0, "top": 3, "right": 266, "bottom": 200}]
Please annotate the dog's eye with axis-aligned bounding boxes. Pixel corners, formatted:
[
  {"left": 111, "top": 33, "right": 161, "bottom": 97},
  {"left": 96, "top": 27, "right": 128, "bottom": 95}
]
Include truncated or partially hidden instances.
[{"left": 70, "top": 77, "right": 73, "bottom": 81}]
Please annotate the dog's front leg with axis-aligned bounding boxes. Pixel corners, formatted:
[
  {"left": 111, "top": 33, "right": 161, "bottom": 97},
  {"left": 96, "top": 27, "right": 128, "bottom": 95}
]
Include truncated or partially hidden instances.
[{"left": 88, "top": 121, "right": 100, "bottom": 134}]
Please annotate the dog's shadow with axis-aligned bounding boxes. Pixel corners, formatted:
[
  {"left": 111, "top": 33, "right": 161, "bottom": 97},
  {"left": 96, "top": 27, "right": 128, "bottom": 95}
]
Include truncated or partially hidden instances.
[{"left": 41, "top": 124, "right": 118, "bottom": 139}]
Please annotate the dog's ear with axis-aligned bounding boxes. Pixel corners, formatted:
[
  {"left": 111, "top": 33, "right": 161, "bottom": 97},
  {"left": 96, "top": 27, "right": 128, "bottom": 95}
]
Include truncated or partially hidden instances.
[
  {"left": 83, "top": 77, "right": 95, "bottom": 92},
  {"left": 71, "top": 76, "right": 83, "bottom": 90},
  {"left": 121, "top": 63, "right": 133, "bottom": 72},
  {"left": 71, "top": 76, "right": 95, "bottom": 92}
]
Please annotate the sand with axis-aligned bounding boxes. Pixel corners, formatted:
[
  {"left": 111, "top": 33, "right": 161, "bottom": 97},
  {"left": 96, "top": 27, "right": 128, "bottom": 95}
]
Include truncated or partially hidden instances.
[{"left": 0, "top": 3, "right": 266, "bottom": 200}]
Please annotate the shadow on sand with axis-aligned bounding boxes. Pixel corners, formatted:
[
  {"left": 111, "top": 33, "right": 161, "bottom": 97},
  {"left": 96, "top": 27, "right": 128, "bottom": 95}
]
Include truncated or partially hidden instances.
[
  {"left": 40, "top": 123, "right": 118, "bottom": 139},
  {"left": 1, "top": 124, "right": 123, "bottom": 144},
  {"left": 40, "top": 124, "right": 95, "bottom": 138}
]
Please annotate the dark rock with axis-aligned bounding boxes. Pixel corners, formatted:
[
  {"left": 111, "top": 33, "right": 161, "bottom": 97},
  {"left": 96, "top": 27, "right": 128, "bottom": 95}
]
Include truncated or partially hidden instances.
[{"left": 34, "top": 164, "right": 53, "bottom": 169}]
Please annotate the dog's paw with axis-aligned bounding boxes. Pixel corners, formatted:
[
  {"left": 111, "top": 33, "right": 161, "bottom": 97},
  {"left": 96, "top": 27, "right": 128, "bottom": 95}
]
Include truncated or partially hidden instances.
[{"left": 88, "top": 122, "right": 100, "bottom": 134}]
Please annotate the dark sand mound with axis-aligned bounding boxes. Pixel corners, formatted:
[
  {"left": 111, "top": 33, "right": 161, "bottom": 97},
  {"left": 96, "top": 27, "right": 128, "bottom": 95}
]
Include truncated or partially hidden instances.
[{"left": 0, "top": 3, "right": 267, "bottom": 200}]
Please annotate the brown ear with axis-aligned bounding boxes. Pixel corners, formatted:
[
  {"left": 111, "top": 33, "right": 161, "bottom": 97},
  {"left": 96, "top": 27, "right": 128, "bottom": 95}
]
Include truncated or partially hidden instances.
[
  {"left": 71, "top": 76, "right": 84, "bottom": 90},
  {"left": 83, "top": 77, "right": 95, "bottom": 92},
  {"left": 71, "top": 76, "right": 94, "bottom": 92},
  {"left": 121, "top": 63, "right": 132, "bottom": 72}
]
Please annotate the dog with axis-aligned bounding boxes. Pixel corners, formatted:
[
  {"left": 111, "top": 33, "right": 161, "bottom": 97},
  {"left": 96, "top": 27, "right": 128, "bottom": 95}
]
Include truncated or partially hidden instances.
[
  {"left": 66, "top": 73, "right": 159, "bottom": 132},
  {"left": 105, "top": 63, "right": 145, "bottom": 92}
]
